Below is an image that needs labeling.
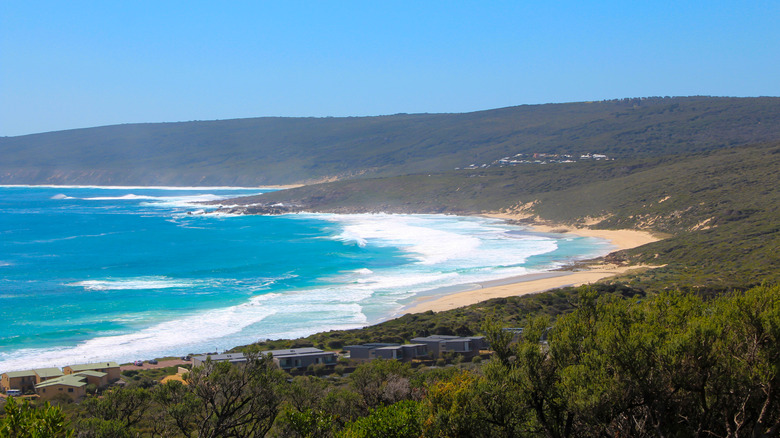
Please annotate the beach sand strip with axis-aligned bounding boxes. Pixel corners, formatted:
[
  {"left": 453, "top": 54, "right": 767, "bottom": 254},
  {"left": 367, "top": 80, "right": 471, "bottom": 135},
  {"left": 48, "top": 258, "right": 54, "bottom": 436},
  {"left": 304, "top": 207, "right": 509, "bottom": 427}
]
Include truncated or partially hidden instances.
[{"left": 403, "top": 215, "right": 660, "bottom": 314}]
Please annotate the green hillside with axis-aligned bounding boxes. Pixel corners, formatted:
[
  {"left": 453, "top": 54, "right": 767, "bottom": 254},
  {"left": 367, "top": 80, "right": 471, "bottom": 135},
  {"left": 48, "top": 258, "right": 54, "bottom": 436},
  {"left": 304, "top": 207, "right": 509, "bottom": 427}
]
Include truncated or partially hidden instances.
[
  {"left": 2, "top": 96, "right": 779, "bottom": 186},
  {"left": 222, "top": 141, "right": 780, "bottom": 289}
]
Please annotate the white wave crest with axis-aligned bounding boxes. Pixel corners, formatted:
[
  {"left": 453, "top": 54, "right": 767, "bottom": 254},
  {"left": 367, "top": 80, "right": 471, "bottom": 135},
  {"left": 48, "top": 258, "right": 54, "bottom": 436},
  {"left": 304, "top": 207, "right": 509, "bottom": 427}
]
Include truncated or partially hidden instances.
[
  {"left": 0, "top": 292, "right": 282, "bottom": 371},
  {"left": 68, "top": 277, "right": 199, "bottom": 291}
]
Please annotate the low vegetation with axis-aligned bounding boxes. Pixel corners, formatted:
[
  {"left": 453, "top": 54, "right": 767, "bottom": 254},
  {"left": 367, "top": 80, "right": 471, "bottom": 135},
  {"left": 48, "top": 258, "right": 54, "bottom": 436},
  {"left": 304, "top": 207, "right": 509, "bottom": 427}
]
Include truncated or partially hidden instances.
[{"left": 3, "top": 284, "right": 778, "bottom": 437}]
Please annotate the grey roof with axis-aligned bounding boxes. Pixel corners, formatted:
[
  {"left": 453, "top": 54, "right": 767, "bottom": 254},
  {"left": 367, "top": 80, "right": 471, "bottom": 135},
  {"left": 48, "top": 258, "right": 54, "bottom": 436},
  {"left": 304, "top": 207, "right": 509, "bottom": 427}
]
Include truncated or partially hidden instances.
[
  {"left": 191, "top": 353, "right": 247, "bottom": 363},
  {"left": 66, "top": 362, "right": 119, "bottom": 372},
  {"left": 193, "top": 348, "right": 334, "bottom": 364},
  {"left": 266, "top": 348, "right": 333, "bottom": 358},
  {"left": 412, "top": 335, "right": 484, "bottom": 342},
  {"left": 344, "top": 343, "right": 399, "bottom": 350}
]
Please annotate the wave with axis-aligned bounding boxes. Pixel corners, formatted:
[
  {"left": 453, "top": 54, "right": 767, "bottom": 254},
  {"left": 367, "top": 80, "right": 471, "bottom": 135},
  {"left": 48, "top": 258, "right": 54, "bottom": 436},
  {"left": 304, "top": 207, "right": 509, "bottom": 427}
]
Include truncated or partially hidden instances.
[
  {"left": 68, "top": 277, "right": 201, "bottom": 291},
  {"left": 0, "top": 292, "right": 283, "bottom": 371},
  {"left": 313, "top": 213, "right": 557, "bottom": 266}
]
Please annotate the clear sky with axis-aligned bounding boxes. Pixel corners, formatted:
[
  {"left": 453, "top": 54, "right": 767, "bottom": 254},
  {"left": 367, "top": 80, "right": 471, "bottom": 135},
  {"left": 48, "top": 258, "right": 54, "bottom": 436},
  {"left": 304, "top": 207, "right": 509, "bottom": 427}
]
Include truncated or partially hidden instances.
[{"left": 1, "top": 1, "right": 778, "bottom": 136}]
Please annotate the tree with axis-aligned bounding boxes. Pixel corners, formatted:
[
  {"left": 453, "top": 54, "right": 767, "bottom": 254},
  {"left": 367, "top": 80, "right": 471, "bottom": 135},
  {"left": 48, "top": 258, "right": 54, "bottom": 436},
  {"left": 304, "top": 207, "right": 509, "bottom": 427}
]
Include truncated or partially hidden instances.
[
  {"left": 0, "top": 397, "right": 73, "bottom": 438},
  {"left": 185, "top": 349, "right": 285, "bottom": 438},
  {"left": 349, "top": 360, "right": 414, "bottom": 409}
]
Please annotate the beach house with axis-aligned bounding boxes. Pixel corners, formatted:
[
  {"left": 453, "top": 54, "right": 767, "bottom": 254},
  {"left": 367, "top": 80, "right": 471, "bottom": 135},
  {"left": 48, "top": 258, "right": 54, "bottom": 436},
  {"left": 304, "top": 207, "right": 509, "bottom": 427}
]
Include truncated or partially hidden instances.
[
  {"left": 63, "top": 362, "right": 120, "bottom": 383},
  {"left": 410, "top": 335, "right": 487, "bottom": 358},
  {"left": 268, "top": 348, "right": 337, "bottom": 370},
  {"left": 192, "top": 348, "right": 338, "bottom": 371},
  {"left": 35, "top": 374, "right": 91, "bottom": 401},
  {"left": 1, "top": 370, "right": 37, "bottom": 393},
  {"left": 345, "top": 343, "right": 429, "bottom": 362},
  {"left": 34, "top": 368, "right": 64, "bottom": 384}
]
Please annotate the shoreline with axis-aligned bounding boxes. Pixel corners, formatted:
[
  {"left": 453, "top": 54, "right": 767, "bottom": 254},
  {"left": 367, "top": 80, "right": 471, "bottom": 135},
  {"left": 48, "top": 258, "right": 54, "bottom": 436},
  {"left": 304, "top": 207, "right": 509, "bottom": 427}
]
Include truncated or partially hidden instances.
[{"left": 403, "top": 213, "right": 660, "bottom": 313}]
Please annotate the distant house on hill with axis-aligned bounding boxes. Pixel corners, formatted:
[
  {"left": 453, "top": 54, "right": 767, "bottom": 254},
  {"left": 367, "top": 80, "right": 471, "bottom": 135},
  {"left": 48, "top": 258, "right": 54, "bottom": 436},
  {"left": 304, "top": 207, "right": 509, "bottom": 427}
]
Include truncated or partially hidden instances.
[
  {"left": 1, "top": 370, "right": 37, "bottom": 393},
  {"left": 35, "top": 371, "right": 109, "bottom": 401},
  {"left": 63, "top": 362, "right": 120, "bottom": 383},
  {"left": 344, "top": 343, "right": 429, "bottom": 362},
  {"left": 191, "top": 353, "right": 248, "bottom": 368},
  {"left": 192, "top": 348, "right": 337, "bottom": 371},
  {"left": 34, "top": 368, "right": 64, "bottom": 384},
  {"left": 344, "top": 343, "right": 400, "bottom": 361},
  {"left": 410, "top": 335, "right": 487, "bottom": 358}
]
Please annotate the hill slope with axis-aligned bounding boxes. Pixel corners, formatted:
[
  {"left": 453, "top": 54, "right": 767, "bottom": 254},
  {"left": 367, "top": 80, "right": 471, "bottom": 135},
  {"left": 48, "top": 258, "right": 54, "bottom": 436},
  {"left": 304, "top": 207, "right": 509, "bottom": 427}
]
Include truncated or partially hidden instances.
[
  {"left": 221, "top": 141, "right": 780, "bottom": 289},
  {"left": 2, "top": 96, "right": 780, "bottom": 186}
]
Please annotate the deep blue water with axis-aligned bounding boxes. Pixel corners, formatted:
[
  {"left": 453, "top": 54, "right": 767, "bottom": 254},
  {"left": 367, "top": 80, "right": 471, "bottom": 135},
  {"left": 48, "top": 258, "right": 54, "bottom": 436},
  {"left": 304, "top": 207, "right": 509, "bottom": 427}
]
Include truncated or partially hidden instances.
[{"left": 0, "top": 186, "right": 612, "bottom": 370}]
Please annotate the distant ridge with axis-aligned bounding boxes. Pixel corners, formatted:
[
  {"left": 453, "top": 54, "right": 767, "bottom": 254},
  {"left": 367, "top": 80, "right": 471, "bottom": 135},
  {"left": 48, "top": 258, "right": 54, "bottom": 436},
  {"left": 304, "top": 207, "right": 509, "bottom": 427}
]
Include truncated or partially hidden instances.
[{"left": 2, "top": 96, "right": 779, "bottom": 186}]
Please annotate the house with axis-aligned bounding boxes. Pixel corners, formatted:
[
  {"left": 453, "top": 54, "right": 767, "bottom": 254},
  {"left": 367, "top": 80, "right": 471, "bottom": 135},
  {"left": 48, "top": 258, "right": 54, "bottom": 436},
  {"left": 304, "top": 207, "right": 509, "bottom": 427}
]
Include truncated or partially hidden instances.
[
  {"left": 191, "top": 353, "right": 248, "bottom": 368},
  {"left": 373, "top": 344, "right": 429, "bottom": 362},
  {"left": 192, "top": 348, "right": 337, "bottom": 371},
  {"left": 345, "top": 343, "right": 429, "bottom": 362},
  {"left": 344, "top": 343, "right": 400, "bottom": 361},
  {"left": 63, "top": 362, "right": 120, "bottom": 383},
  {"left": 266, "top": 348, "right": 337, "bottom": 370},
  {"left": 410, "top": 335, "right": 487, "bottom": 358},
  {"left": 1, "top": 370, "right": 37, "bottom": 393},
  {"left": 35, "top": 375, "right": 86, "bottom": 401},
  {"left": 34, "top": 368, "right": 64, "bottom": 384}
]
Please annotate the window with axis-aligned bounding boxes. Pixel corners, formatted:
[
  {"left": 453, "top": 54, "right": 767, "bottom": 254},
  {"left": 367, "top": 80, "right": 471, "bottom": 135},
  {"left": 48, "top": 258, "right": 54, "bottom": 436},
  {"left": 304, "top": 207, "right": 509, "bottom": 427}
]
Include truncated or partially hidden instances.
[{"left": 68, "top": 388, "right": 73, "bottom": 393}]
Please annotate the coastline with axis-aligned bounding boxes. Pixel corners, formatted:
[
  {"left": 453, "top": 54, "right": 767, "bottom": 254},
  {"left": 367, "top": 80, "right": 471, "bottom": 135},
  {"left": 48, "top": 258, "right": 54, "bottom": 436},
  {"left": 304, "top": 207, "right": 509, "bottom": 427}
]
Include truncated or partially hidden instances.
[{"left": 403, "top": 213, "right": 660, "bottom": 314}]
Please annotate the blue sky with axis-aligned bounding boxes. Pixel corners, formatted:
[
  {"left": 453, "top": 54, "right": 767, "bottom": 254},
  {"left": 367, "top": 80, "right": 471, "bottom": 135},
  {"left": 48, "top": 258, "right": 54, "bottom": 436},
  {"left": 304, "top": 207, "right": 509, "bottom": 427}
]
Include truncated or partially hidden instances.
[{"left": 1, "top": 1, "right": 778, "bottom": 136}]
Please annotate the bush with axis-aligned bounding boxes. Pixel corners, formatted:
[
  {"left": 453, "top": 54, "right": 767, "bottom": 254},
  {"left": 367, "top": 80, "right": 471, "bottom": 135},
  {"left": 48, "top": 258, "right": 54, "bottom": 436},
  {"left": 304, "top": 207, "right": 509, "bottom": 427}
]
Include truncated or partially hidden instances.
[{"left": 339, "top": 400, "right": 422, "bottom": 438}]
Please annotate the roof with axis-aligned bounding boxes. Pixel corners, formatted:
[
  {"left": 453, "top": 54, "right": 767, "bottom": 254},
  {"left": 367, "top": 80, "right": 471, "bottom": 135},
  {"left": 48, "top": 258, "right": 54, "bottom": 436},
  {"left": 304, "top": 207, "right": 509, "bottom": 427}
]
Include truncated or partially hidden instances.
[
  {"left": 265, "top": 347, "right": 325, "bottom": 357},
  {"left": 344, "top": 343, "right": 399, "bottom": 350},
  {"left": 4, "top": 370, "right": 37, "bottom": 378},
  {"left": 34, "top": 368, "right": 64, "bottom": 378},
  {"left": 35, "top": 375, "right": 88, "bottom": 389},
  {"left": 193, "top": 348, "right": 335, "bottom": 364},
  {"left": 411, "top": 335, "right": 485, "bottom": 343},
  {"left": 75, "top": 371, "right": 107, "bottom": 378},
  {"left": 66, "top": 362, "right": 119, "bottom": 372},
  {"left": 191, "top": 353, "right": 248, "bottom": 363}
]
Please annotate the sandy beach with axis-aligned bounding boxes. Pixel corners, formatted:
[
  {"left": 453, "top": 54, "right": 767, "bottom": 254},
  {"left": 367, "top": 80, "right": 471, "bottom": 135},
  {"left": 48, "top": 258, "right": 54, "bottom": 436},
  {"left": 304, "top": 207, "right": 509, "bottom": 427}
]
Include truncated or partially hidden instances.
[{"left": 404, "top": 215, "right": 660, "bottom": 314}]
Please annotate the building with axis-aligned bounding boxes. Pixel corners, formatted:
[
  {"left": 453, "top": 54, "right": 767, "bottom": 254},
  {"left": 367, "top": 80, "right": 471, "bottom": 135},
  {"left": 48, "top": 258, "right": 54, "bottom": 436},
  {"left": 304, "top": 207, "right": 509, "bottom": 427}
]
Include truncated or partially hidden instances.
[
  {"left": 410, "top": 335, "right": 487, "bottom": 358},
  {"left": 63, "top": 362, "right": 120, "bottom": 382},
  {"left": 345, "top": 343, "right": 429, "bottom": 362},
  {"left": 191, "top": 353, "right": 248, "bottom": 368},
  {"left": 267, "top": 348, "right": 337, "bottom": 370},
  {"left": 192, "top": 348, "right": 338, "bottom": 371},
  {"left": 1, "top": 370, "right": 37, "bottom": 393},
  {"left": 372, "top": 344, "right": 429, "bottom": 362},
  {"left": 34, "top": 368, "right": 64, "bottom": 384},
  {"left": 35, "top": 374, "right": 87, "bottom": 401},
  {"left": 344, "top": 343, "right": 400, "bottom": 361}
]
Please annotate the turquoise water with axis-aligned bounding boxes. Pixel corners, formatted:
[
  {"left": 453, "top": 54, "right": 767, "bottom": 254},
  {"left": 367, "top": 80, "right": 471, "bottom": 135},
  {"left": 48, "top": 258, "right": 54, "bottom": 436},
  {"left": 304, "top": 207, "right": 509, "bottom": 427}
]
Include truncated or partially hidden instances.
[{"left": 0, "top": 186, "right": 612, "bottom": 370}]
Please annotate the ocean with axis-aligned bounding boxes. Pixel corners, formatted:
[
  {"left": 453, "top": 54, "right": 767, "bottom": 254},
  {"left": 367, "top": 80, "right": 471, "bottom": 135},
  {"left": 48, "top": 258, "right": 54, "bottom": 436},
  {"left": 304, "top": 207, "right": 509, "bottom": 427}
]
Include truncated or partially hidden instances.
[{"left": 0, "top": 186, "right": 612, "bottom": 371}]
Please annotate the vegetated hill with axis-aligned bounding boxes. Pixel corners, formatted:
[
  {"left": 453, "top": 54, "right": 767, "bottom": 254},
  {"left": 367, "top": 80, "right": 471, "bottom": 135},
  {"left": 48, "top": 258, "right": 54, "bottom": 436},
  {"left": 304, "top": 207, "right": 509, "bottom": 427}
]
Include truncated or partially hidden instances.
[
  {"left": 222, "top": 141, "right": 780, "bottom": 289},
  {"left": 1, "top": 96, "right": 779, "bottom": 186}
]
